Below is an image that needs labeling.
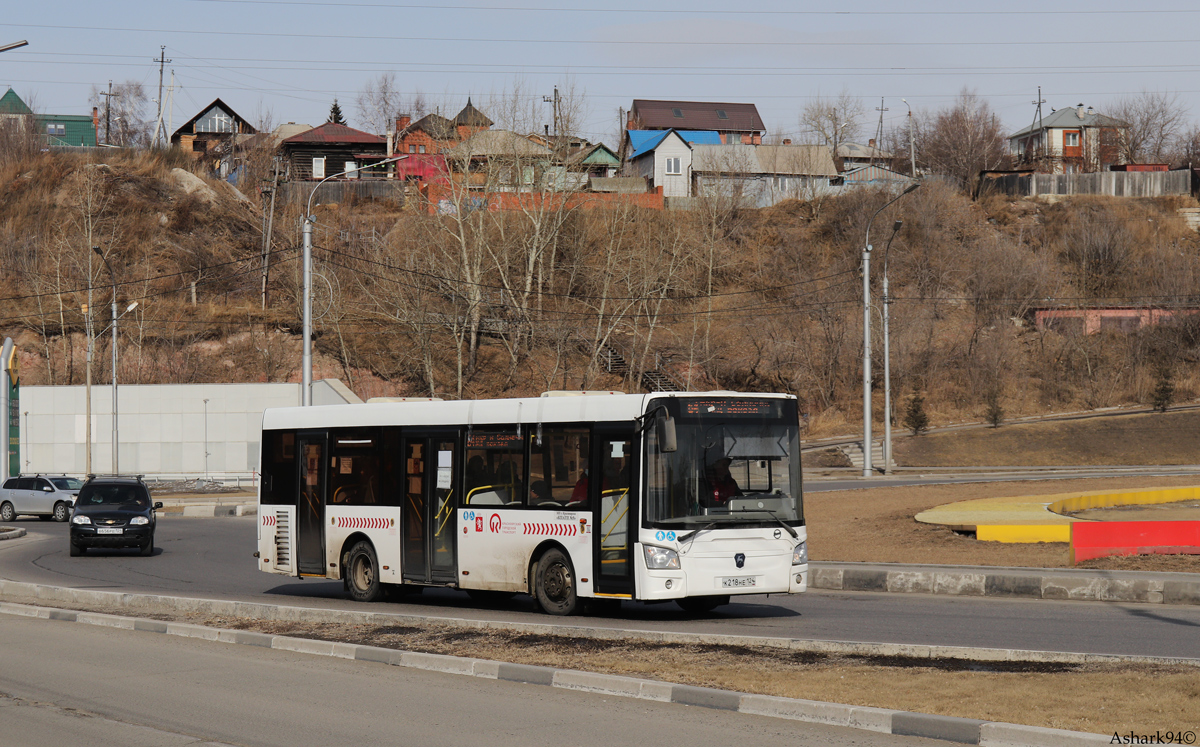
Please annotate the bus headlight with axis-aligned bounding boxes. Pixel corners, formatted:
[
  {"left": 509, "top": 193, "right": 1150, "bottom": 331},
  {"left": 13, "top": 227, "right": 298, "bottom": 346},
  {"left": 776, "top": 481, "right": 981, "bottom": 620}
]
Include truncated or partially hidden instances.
[
  {"left": 71, "top": 515, "right": 92, "bottom": 525},
  {"left": 643, "top": 545, "right": 680, "bottom": 570},
  {"left": 792, "top": 541, "right": 807, "bottom": 566}
]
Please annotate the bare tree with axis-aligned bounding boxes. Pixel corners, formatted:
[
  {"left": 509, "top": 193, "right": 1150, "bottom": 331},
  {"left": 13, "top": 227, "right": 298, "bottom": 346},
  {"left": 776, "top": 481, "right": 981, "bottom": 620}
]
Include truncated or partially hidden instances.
[
  {"left": 1109, "top": 90, "right": 1190, "bottom": 164},
  {"left": 916, "top": 88, "right": 1008, "bottom": 192},
  {"left": 355, "top": 72, "right": 401, "bottom": 135},
  {"left": 89, "top": 81, "right": 152, "bottom": 147},
  {"left": 799, "top": 89, "right": 865, "bottom": 153}
]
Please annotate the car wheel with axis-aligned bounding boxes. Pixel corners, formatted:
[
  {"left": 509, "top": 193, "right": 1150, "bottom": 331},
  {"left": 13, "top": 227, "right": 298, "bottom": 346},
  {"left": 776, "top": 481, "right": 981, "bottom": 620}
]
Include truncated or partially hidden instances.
[
  {"left": 675, "top": 595, "right": 729, "bottom": 614},
  {"left": 344, "top": 540, "right": 382, "bottom": 602},
  {"left": 140, "top": 535, "right": 154, "bottom": 556},
  {"left": 534, "top": 548, "right": 577, "bottom": 616},
  {"left": 0, "top": 502, "right": 15, "bottom": 522},
  {"left": 69, "top": 542, "right": 84, "bottom": 557},
  {"left": 53, "top": 502, "right": 70, "bottom": 522}
]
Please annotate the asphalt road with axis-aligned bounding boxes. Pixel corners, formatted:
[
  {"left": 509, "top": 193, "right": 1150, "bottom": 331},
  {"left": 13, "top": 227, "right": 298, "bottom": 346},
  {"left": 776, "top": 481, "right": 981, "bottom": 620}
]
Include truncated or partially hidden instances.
[
  {"left": 4, "top": 518, "right": 1200, "bottom": 659},
  {"left": 806, "top": 467, "right": 1200, "bottom": 492},
  {"left": 0, "top": 614, "right": 945, "bottom": 747}
]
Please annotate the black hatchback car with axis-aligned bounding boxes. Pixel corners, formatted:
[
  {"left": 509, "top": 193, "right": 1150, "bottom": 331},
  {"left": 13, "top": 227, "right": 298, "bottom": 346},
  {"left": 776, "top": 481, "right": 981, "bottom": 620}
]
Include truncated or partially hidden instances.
[{"left": 69, "top": 476, "right": 163, "bottom": 556}]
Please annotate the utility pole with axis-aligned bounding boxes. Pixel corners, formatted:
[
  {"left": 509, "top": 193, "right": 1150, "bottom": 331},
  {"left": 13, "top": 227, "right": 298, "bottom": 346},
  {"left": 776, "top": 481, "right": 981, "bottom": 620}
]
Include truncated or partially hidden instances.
[
  {"left": 1028, "top": 86, "right": 1046, "bottom": 164},
  {"left": 100, "top": 81, "right": 118, "bottom": 146},
  {"left": 152, "top": 46, "right": 171, "bottom": 147},
  {"left": 873, "top": 98, "right": 888, "bottom": 169},
  {"left": 542, "top": 86, "right": 560, "bottom": 139},
  {"left": 902, "top": 99, "right": 915, "bottom": 176}
]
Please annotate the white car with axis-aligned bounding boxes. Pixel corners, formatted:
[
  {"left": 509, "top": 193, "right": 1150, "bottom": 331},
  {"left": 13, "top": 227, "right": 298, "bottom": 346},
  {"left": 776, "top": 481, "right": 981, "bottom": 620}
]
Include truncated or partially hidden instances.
[{"left": 0, "top": 475, "right": 83, "bottom": 522}]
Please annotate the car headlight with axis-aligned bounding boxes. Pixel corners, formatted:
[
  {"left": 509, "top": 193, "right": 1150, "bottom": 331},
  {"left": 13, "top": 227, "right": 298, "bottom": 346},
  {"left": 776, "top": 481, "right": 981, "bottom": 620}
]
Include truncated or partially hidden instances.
[
  {"left": 643, "top": 544, "right": 680, "bottom": 570},
  {"left": 71, "top": 515, "right": 91, "bottom": 525},
  {"left": 792, "top": 541, "right": 808, "bottom": 565},
  {"left": 130, "top": 516, "right": 149, "bottom": 525}
]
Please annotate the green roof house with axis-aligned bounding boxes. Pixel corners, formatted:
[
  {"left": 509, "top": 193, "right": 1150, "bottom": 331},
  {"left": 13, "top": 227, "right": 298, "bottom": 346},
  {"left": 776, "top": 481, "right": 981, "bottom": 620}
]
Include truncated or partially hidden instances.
[{"left": 0, "top": 88, "right": 98, "bottom": 147}]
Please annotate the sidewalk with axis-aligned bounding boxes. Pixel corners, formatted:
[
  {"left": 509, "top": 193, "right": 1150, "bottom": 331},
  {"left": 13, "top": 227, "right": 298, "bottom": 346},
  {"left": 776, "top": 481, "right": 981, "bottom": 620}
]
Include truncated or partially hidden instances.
[{"left": 153, "top": 492, "right": 257, "bottom": 517}]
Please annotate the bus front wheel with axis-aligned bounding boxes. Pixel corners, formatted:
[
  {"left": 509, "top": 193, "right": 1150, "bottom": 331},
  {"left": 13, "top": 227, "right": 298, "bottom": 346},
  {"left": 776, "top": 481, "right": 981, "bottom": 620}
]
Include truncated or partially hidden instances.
[
  {"left": 345, "top": 541, "right": 382, "bottom": 603},
  {"left": 534, "top": 548, "right": 577, "bottom": 616}
]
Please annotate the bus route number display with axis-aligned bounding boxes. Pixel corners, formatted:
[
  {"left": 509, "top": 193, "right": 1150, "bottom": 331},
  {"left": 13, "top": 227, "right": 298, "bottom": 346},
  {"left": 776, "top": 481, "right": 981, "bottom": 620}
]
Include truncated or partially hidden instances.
[{"left": 684, "top": 399, "right": 777, "bottom": 417}]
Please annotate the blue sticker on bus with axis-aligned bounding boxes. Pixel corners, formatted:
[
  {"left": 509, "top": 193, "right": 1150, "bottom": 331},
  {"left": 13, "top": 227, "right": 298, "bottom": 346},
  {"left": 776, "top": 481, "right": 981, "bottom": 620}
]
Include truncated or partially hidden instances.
[
  {"left": 655, "top": 530, "right": 677, "bottom": 542},
  {"left": 463, "top": 510, "right": 476, "bottom": 522}
]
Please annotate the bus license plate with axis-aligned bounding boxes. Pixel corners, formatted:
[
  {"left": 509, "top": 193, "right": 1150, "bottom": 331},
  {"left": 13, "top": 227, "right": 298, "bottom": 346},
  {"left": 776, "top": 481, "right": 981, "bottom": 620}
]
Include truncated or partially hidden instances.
[
  {"left": 721, "top": 576, "right": 756, "bottom": 588},
  {"left": 97, "top": 527, "right": 123, "bottom": 535}
]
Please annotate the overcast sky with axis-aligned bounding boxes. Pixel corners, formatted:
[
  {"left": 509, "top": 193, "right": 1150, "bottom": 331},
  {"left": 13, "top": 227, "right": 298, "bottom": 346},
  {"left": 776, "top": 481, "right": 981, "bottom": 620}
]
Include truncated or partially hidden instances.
[{"left": 4, "top": 0, "right": 1200, "bottom": 145}]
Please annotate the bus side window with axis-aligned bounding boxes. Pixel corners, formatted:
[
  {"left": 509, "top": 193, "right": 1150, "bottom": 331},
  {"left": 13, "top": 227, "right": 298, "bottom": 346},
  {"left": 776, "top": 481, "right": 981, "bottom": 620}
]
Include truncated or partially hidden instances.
[
  {"left": 464, "top": 430, "right": 525, "bottom": 507},
  {"left": 528, "top": 427, "right": 589, "bottom": 509},
  {"left": 260, "top": 431, "right": 297, "bottom": 506}
]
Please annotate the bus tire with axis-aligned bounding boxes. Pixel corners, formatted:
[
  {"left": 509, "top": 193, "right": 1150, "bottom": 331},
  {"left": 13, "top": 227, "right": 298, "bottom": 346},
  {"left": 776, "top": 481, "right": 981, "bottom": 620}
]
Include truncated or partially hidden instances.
[
  {"left": 534, "top": 548, "right": 577, "bottom": 616},
  {"left": 676, "top": 595, "right": 729, "bottom": 614},
  {"left": 345, "top": 540, "right": 382, "bottom": 603}
]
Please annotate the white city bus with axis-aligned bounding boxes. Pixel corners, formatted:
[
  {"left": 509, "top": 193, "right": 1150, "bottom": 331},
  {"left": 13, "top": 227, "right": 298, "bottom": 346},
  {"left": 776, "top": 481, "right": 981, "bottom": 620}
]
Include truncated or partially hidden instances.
[{"left": 256, "top": 391, "right": 807, "bottom": 615}]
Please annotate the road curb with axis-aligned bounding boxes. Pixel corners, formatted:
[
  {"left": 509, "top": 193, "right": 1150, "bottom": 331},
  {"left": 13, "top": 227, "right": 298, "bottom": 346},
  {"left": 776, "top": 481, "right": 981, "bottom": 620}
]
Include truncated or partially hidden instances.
[
  {"left": 0, "top": 599, "right": 1113, "bottom": 746},
  {"left": 159, "top": 504, "right": 257, "bottom": 517},
  {"left": 0, "top": 527, "right": 26, "bottom": 541},
  {"left": 811, "top": 562, "right": 1200, "bottom": 606},
  {"left": 2, "top": 579, "right": 1197, "bottom": 669}
]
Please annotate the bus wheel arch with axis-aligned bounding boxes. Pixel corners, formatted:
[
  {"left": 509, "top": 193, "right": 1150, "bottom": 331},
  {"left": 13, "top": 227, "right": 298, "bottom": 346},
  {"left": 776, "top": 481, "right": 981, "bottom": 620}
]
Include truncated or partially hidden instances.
[
  {"left": 530, "top": 542, "right": 578, "bottom": 616},
  {"left": 342, "top": 536, "right": 383, "bottom": 603}
]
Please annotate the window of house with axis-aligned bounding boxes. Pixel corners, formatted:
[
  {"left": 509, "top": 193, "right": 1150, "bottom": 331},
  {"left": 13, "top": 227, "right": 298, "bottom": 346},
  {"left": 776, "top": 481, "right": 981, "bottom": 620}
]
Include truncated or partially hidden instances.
[
  {"left": 409, "top": 144, "right": 417, "bottom": 153},
  {"left": 665, "top": 157, "right": 682, "bottom": 175},
  {"left": 344, "top": 161, "right": 358, "bottom": 178},
  {"left": 1064, "top": 131, "right": 1080, "bottom": 147},
  {"left": 195, "top": 106, "right": 234, "bottom": 134},
  {"left": 672, "top": 108, "right": 683, "bottom": 118},
  {"left": 716, "top": 110, "right": 728, "bottom": 120},
  {"left": 46, "top": 123, "right": 66, "bottom": 136},
  {"left": 419, "top": 144, "right": 426, "bottom": 154},
  {"left": 312, "top": 157, "right": 326, "bottom": 179}
]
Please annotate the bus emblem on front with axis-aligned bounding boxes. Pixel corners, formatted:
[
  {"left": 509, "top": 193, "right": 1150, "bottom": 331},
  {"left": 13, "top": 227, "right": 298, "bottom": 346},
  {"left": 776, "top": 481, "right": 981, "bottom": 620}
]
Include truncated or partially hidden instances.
[{"left": 735, "top": 553, "right": 746, "bottom": 568}]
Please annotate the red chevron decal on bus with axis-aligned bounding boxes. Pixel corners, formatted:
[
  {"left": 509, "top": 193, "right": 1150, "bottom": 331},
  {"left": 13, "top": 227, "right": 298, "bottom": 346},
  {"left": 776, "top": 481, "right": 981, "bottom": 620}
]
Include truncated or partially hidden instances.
[
  {"left": 523, "top": 522, "right": 577, "bottom": 536},
  {"left": 334, "top": 517, "right": 392, "bottom": 530},
  {"left": 263, "top": 515, "right": 277, "bottom": 527}
]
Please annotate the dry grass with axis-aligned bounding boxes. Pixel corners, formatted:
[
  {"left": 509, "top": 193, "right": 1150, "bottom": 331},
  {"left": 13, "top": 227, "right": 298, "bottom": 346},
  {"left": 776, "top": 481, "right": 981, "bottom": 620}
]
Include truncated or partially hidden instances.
[{"left": 893, "top": 409, "right": 1200, "bottom": 467}]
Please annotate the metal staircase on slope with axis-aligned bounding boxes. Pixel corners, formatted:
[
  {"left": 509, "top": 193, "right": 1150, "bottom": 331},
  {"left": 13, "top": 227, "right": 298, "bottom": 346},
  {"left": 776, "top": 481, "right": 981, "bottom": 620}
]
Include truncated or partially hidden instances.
[{"left": 600, "top": 344, "right": 683, "bottom": 393}]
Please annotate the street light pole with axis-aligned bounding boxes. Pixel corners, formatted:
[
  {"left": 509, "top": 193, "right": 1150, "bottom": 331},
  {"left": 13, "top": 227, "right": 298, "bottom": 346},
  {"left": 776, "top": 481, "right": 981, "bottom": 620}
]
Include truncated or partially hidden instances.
[
  {"left": 203, "top": 398, "right": 210, "bottom": 480},
  {"left": 302, "top": 155, "right": 407, "bottom": 405},
  {"left": 92, "top": 247, "right": 119, "bottom": 473},
  {"left": 881, "top": 219, "right": 903, "bottom": 474},
  {"left": 861, "top": 183, "right": 921, "bottom": 477}
]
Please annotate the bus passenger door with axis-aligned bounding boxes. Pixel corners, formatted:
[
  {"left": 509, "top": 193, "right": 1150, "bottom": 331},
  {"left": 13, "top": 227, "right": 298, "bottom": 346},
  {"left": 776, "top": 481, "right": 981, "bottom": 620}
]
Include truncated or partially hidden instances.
[
  {"left": 296, "top": 433, "right": 328, "bottom": 576},
  {"left": 401, "top": 434, "right": 458, "bottom": 585},
  {"left": 593, "top": 427, "right": 635, "bottom": 598}
]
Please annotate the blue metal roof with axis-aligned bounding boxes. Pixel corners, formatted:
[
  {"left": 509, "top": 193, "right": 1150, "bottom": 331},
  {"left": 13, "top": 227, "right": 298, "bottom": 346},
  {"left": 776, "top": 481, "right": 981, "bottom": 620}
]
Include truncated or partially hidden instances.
[{"left": 626, "top": 129, "right": 721, "bottom": 159}]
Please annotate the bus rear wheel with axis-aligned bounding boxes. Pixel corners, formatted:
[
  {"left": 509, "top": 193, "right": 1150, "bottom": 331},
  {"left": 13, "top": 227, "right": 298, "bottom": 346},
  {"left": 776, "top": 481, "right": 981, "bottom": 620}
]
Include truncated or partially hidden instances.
[
  {"left": 345, "top": 541, "right": 382, "bottom": 603},
  {"left": 534, "top": 548, "right": 577, "bottom": 616}
]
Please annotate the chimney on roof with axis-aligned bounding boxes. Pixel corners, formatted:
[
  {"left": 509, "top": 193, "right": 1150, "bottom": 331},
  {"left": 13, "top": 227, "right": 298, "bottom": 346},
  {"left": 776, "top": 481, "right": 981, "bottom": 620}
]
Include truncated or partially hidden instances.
[
  {"left": 397, "top": 115, "right": 411, "bottom": 131},
  {"left": 783, "top": 138, "right": 792, "bottom": 145},
  {"left": 1077, "top": 104, "right": 1086, "bottom": 119},
  {"left": 1086, "top": 106, "right": 1095, "bottom": 116},
  {"left": 868, "top": 138, "right": 876, "bottom": 148}
]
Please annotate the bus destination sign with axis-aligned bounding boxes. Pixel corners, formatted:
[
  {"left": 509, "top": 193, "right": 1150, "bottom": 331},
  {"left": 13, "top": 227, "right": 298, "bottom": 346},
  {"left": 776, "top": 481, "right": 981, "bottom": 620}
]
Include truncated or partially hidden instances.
[{"left": 683, "top": 399, "right": 779, "bottom": 417}]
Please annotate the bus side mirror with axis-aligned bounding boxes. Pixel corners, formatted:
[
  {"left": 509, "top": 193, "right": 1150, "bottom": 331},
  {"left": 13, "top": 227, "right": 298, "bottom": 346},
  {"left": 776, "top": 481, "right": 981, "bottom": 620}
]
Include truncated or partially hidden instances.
[{"left": 656, "top": 413, "right": 677, "bottom": 453}]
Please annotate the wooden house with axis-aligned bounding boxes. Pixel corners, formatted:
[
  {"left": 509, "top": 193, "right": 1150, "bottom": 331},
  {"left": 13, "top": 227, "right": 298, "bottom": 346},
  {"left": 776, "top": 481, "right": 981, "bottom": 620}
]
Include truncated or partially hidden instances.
[
  {"left": 171, "top": 98, "right": 256, "bottom": 157},
  {"left": 281, "top": 122, "right": 389, "bottom": 181}
]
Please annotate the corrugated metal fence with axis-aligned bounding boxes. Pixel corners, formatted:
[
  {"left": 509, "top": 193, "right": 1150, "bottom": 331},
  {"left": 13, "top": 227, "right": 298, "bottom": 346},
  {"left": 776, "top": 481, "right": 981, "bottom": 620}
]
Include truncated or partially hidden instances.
[{"left": 983, "top": 170, "right": 1191, "bottom": 198}]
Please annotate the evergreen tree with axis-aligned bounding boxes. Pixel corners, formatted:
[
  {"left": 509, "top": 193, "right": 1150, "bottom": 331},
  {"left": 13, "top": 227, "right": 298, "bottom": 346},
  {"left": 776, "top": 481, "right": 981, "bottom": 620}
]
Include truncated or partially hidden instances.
[
  {"left": 985, "top": 388, "right": 1004, "bottom": 428},
  {"left": 329, "top": 98, "right": 346, "bottom": 125},
  {"left": 1152, "top": 364, "right": 1175, "bottom": 413},
  {"left": 904, "top": 392, "right": 930, "bottom": 436}
]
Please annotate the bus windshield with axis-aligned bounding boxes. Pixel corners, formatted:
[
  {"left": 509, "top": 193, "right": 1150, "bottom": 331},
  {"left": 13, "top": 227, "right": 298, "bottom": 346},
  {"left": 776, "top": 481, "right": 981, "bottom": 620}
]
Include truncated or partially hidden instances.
[{"left": 643, "top": 396, "right": 803, "bottom": 529}]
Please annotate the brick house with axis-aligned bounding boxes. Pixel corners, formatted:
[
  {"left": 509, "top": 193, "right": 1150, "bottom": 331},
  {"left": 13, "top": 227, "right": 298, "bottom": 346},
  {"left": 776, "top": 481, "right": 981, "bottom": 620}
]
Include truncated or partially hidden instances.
[{"left": 171, "top": 98, "right": 256, "bottom": 158}]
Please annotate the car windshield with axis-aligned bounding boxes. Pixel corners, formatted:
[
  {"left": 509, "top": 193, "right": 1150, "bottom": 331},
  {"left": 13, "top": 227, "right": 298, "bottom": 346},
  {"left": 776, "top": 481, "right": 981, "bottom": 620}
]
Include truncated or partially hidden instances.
[
  {"left": 77, "top": 484, "right": 150, "bottom": 507},
  {"left": 51, "top": 478, "right": 84, "bottom": 491},
  {"left": 644, "top": 396, "right": 803, "bottom": 529}
]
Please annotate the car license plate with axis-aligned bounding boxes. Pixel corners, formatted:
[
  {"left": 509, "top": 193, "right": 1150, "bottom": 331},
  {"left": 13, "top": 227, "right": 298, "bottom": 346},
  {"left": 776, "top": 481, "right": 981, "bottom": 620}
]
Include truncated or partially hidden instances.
[
  {"left": 96, "top": 527, "right": 123, "bottom": 535},
  {"left": 721, "top": 576, "right": 756, "bottom": 588}
]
